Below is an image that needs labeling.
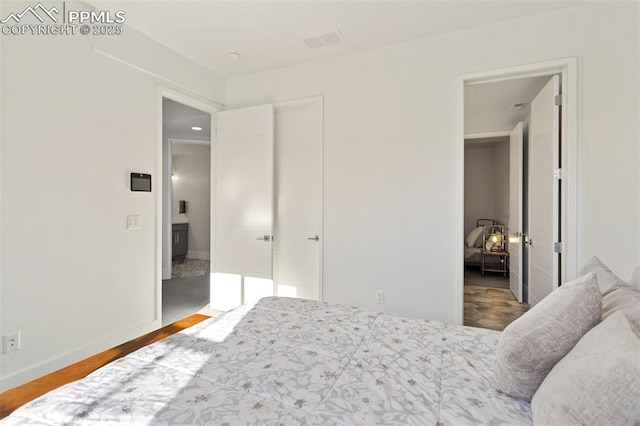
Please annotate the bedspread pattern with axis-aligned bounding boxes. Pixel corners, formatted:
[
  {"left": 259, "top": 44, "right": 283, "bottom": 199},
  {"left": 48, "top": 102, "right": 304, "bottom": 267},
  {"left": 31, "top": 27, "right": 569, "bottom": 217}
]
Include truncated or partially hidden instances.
[{"left": 2, "top": 297, "right": 531, "bottom": 425}]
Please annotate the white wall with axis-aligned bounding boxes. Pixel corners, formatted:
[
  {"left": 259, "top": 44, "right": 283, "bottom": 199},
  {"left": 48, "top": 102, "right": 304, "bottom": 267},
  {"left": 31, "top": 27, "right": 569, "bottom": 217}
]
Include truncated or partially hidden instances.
[
  {"left": 493, "top": 141, "right": 510, "bottom": 226},
  {"left": 225, "top": 3, "right": 639, "bottom": 321},
  {"left": 579, "top": 2, "right": 640, "bottom": 279},
  {"left": 463, "top": 141, "right": 510, "bottom": 236},
  {"left": 172, "top": 145, "right": 211, "bottom": 259},
  {"left": 464, "top": 144, "right": 495, "bottom": 235},
  {"left": 0, "top": 2, "right": 224, "bottom": 390}
]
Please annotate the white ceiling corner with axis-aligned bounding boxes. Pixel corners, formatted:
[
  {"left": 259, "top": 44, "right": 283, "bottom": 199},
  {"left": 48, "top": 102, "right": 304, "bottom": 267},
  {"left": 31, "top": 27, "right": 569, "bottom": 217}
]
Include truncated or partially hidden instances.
[
  {"left": 88, "top": 1, "right": 581, "bottom": 78},
  {"left": 163, "top": 98, "right": 212, "bottom": 140},
  {"left": 465, "top": 75, "right": 552, "bottom": 135}
]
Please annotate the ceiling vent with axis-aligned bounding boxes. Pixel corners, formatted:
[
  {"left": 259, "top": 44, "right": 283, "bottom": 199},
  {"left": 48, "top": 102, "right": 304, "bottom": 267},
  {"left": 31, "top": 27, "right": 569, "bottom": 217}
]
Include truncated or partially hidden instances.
[
  {"left": 303, "top": 30, "right": 345, "bottom": 49},
  {"left": 511, "top": 102, "right": 527, "bottom": 110}
]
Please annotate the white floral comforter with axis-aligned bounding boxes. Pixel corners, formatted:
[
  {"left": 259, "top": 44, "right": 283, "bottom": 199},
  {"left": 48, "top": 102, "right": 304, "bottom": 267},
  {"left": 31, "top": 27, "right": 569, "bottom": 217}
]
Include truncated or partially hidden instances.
[{"left": 2, "top": 297, "right": 531, "bottom": 425}]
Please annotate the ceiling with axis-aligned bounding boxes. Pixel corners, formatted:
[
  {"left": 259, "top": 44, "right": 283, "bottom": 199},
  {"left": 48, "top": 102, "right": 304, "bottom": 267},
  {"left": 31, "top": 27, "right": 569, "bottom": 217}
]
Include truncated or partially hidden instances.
[
  {"left": 163, "top": 98, "right": 211, "bottom": 140},
  {"left": 172, "top": 142, "right": 211, "bottom": 156},
  {"left": 464, "top": 75, "right": 552, "bottom": 136},
  {"left": 90, "top": 1, "right": 580, "bottom": 77}
]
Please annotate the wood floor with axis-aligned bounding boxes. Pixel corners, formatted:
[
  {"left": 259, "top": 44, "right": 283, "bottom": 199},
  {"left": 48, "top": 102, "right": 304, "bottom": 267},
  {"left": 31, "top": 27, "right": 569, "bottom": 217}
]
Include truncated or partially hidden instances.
[
  {"left": 0, "top": 314, "right": 210, "bottom": 419},
  {"left": 464, "top": 285, "right": 530, "bottom": 331}
]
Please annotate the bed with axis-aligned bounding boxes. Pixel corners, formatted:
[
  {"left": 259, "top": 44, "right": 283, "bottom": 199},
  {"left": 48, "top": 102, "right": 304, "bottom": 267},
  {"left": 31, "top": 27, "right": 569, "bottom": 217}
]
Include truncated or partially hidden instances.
[
  {"left": 464, "top": 219, "right": 496, "bottom": 267},
  {"left": 2, "top": 297, "right": 532, "bottom": 425}
]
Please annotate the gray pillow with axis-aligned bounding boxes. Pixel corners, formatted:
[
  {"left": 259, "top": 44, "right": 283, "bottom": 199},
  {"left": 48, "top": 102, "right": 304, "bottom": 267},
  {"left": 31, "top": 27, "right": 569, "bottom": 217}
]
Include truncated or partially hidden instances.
[
  {"left": 493, "top": 272, "right": 602, "bottom": 400},
  {"left": 532, "top": 311, "right": 640, "bottom": 425},
  {"left": 579, "top": 255, "right": 629, "bottom": 295}
]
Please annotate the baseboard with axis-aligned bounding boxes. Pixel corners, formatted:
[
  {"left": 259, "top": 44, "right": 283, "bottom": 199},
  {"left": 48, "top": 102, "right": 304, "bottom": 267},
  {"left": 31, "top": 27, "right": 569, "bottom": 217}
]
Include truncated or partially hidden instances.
[
  {"left": 0, "top": 319, "right": 161, "bottom": 392},
  {"left": 187, "top": 251, "right": 210, "bottom": 260}
]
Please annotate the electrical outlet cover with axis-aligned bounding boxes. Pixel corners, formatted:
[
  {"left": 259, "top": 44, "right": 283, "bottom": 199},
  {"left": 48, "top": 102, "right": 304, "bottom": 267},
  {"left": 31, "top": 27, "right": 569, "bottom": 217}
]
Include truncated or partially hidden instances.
[{"left": 2, "top": 332, "right": 20, "bottom": 353}]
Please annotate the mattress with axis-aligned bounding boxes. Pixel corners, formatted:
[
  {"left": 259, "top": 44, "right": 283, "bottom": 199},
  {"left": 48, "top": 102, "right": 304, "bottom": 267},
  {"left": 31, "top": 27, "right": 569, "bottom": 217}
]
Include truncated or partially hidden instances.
[
  {"left": 464, "top": 246, "right": 481, "bottom": 262},
  {"left": 2, "top": 297, "right": 532, "bottom": 425}
]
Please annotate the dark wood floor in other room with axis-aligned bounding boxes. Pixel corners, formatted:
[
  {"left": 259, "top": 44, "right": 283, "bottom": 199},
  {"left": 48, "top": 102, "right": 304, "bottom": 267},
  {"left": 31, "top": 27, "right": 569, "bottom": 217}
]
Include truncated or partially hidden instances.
[{"left": 464, "top": 285, "right": 530, "bottom": 331}]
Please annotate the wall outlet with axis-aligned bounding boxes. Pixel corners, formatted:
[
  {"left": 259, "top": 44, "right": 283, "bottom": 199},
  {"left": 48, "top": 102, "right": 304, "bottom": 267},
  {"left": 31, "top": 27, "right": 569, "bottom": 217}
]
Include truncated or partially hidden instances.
[
  {"left": 376, "top": 290, "right": 384, "bottom": 304},
  {"left": 127, "top": 215, "right": 141, "bottom": 230},
  {"left": 2, "top": 332, "right": 20, "bottom": 354}
]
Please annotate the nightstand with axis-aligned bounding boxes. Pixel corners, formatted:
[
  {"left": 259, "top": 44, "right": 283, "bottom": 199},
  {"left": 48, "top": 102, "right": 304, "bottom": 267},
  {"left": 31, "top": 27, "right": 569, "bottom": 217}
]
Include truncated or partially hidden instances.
[{"left": 481, "top": 250, "right": 509, "bottom": 277}]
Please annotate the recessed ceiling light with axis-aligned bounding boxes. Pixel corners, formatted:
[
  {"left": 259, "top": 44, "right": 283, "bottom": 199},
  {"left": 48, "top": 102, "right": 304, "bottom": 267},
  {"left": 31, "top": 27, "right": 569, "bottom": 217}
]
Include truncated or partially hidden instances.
[
  {"left": 228, "top": 51, "right": 240, "bottom": 61},
  {"left": 192, "top": 126, "right": 202, "bottom": 131}
]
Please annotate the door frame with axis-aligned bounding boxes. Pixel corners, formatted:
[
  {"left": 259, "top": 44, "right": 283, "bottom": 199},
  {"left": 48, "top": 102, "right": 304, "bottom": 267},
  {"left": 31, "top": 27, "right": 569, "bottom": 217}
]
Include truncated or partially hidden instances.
[
  {"left": 455, "top": 57, "right": 578, "bottom": 325},
  {"left": 156, "top": 87, "right": 220, "bottom": 324}
]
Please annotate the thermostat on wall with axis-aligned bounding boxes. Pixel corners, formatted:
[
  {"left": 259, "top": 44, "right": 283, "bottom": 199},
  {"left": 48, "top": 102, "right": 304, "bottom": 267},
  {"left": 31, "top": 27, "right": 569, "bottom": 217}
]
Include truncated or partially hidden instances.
[{"left": 131, "top": 173, "right": 152, "bottom": 192}]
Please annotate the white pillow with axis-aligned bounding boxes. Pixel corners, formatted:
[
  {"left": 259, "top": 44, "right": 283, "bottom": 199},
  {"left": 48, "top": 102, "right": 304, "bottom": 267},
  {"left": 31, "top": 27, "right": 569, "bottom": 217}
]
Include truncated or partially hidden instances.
[
  {"left": 465, "top": 226, "right": 483, "bottom": 248},
  {"left": 532, "top": 311, "right": 640, "bottom": 425},
  {"left": 579, "top": 255, "right": 629, "bottom": 295},
  {"left": 493, "top": 272, "right": 602, "bottom": 400}
]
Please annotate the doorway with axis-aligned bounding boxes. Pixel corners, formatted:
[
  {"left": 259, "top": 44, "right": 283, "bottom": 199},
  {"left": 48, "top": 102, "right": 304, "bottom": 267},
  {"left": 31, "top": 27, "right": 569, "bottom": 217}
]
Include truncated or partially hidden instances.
[
  {"left": 160, "top": 95, "right": 217, "bottom": 326},
  {"left": 458, "top": 58, "right": 577, "bottom": 328}
]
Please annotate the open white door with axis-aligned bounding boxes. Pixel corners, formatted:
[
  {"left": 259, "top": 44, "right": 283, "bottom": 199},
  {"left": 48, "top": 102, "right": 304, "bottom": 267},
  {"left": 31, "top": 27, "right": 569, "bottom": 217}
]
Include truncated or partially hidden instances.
[
  {"left": 211, "top": 104, "right": 274, "bottom": 311},
  {"left": 508, "top": 121, "right": 524, "bottom": 302},
  {"left": 528, "top": 75, "right": 560, "bottom": 306}
]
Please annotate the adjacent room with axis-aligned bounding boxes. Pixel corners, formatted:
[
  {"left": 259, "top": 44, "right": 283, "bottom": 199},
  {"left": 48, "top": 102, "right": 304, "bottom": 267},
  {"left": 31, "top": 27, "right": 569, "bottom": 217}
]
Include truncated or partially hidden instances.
[
  {"left": 1, "top": 1, "right": 639, "bottom": 424},
  {"left": 161, "top": 98, "right": 213, "bottom": 326},
  {"left": 463, "top": 75, "right": 556, "bottom": 330}
]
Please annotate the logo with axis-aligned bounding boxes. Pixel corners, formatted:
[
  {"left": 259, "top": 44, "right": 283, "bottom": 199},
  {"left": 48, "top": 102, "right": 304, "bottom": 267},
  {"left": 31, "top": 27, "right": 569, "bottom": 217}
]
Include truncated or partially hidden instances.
[
  {"left": 1, "top": 2, "right": 59, "bottom": 24},
  {"left": 1, "top": 2, "right": 125, "bottom": 36}
]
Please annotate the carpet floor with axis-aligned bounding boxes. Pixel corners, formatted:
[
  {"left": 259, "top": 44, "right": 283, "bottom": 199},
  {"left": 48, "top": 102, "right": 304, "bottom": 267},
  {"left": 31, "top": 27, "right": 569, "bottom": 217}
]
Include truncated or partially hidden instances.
[{"left": 162, "top": 275, "right": 210, "bottom": 326}]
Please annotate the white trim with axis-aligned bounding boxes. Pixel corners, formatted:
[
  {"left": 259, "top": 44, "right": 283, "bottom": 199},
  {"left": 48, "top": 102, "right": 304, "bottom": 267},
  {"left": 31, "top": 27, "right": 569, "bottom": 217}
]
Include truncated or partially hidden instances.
[
  {"left": 93, "top": 47, "right": 224, "bottom": 110},
  {"left": 464, "top": 131, "right": 511, "bottom": 140},
  {"left": 162, "top": 265, "right": 172, "bottom": 280},
  {"left": 562, "top": 57, "right": 579, "bottom": 284},
  {"left": 455, "top": 75, "right": 465, "bottom": 326},
  {"left": 157, "top": 86, "right": 220, "bottom": 326},
  {"left": 456, "top": 57, "right": 578, "bottom": 326},
  {"left": 187, "top": 250, "right": 210, "bottom": 260},
  {"left": 0, "top": 320, "right": 159, "bottom": 392},
  {"left": 462, "top": 58, "right": 575, "bottom": 85}
]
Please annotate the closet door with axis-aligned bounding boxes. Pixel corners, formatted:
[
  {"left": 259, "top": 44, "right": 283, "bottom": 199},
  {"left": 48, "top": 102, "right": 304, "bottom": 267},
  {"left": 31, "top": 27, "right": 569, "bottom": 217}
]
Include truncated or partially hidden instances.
[
  {"left": 274, "top": 97, "right": 323, "bottom": 300},
  {"left": 211, "top": 104, "right": 274, "bottom": 311}
]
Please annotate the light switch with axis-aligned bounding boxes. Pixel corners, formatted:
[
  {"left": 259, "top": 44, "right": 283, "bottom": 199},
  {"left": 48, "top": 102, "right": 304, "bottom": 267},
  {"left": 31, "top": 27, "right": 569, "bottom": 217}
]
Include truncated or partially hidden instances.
[{"left": 127, "top": 215, "right": 141, "bottom": 230}]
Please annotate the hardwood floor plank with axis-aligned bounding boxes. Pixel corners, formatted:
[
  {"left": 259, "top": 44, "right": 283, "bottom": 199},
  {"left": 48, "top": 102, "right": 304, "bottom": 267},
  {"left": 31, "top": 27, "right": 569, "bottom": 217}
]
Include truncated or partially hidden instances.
[
  {"left": 0, "top": 313, "right": 210, "bottom": 419},
  {"left": 464, "top": 285, "right": 529, "bottom": 331}
]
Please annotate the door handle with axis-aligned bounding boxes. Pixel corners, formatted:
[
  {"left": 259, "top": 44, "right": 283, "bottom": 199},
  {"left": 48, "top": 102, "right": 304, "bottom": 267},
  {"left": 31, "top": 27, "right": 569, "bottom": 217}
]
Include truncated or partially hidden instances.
[
  {"left": 256, "top": 235, "right": 272, "bottom": 241},
  {"left": 307, "top": 235, "right": 320, "bottom": 241}
]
